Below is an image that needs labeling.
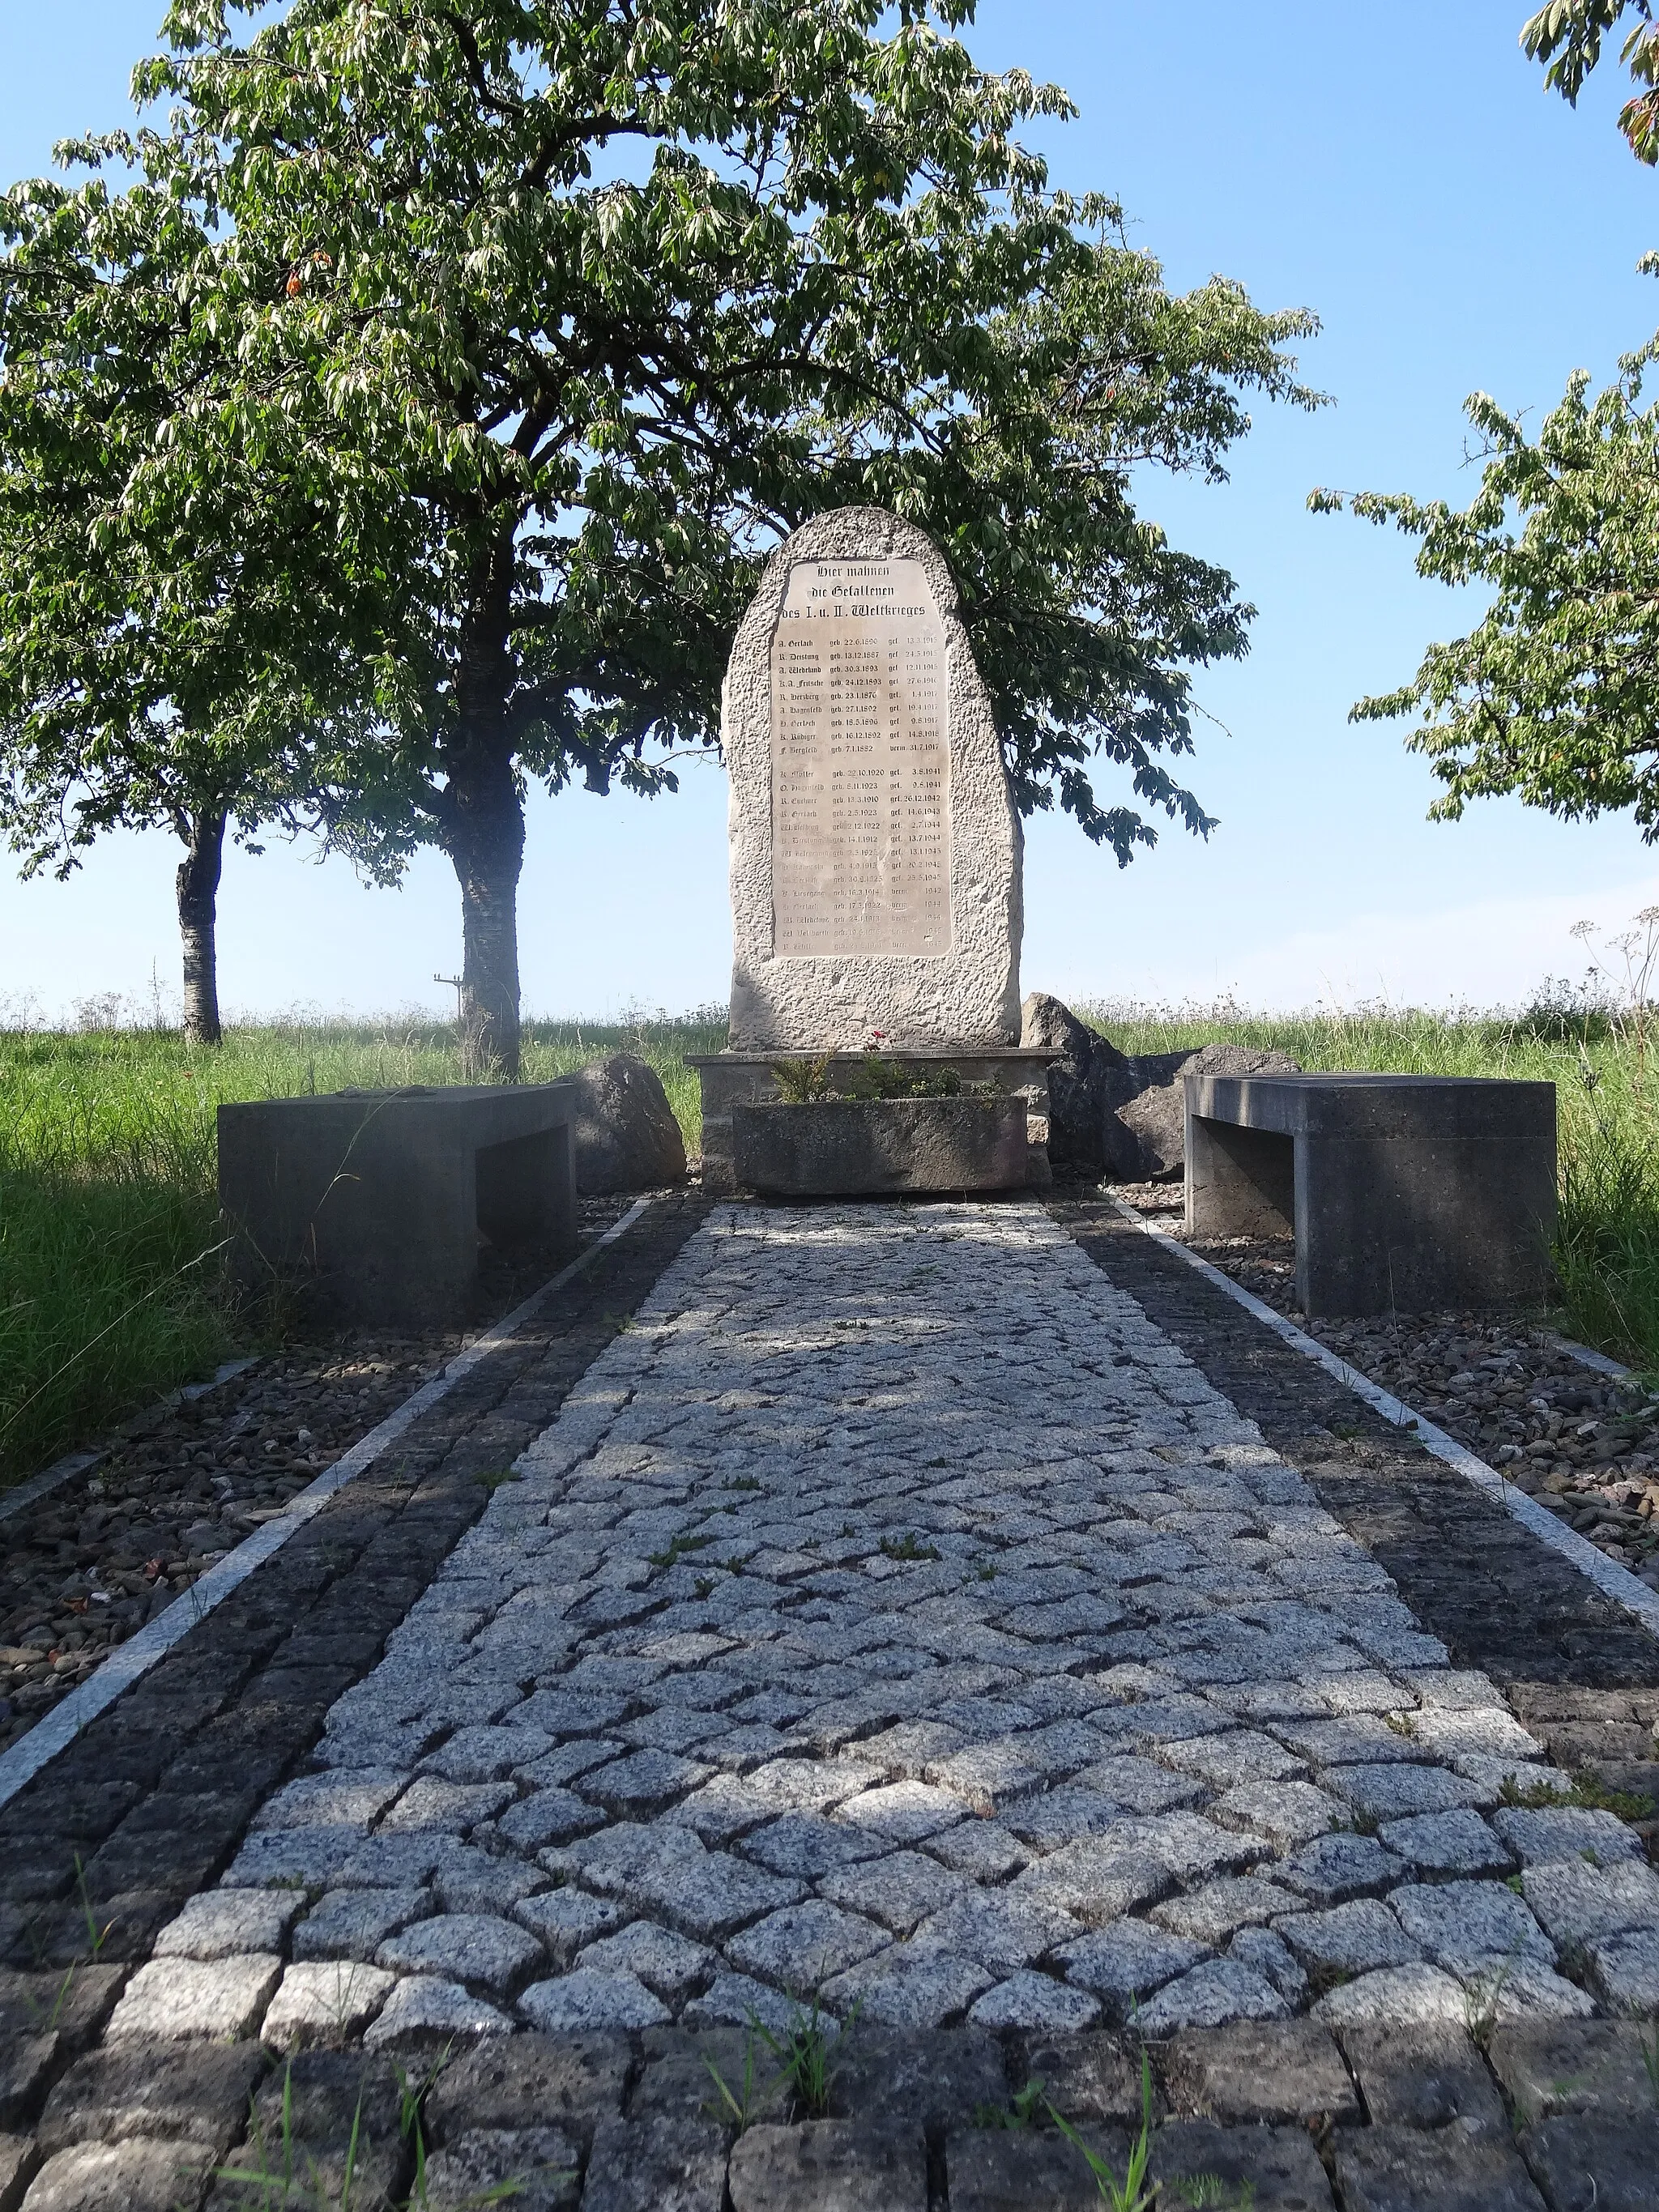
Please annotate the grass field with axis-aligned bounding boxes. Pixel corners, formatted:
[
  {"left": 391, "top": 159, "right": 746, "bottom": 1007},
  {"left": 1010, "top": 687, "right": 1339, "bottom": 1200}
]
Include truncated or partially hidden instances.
[
  {"left": 2, "top": 999, "right": 1653, "bottom": 1490},
  {"left": 0, "top": 1012, "right": 724, "bottom": 1488}
]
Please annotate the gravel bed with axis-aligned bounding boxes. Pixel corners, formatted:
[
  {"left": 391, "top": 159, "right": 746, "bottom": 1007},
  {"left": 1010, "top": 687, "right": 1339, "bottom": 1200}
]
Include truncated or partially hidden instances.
[
  {"left": 1111, "top": 1182, "right": 1659, "bottom": 1589},
  {"left": 0, "top": 1195, "right": 643, "bottom": 1755}
]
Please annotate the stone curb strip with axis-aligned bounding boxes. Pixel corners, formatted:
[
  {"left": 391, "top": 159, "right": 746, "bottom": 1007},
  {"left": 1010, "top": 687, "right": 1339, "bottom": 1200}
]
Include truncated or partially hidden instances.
[
  {"left": 1111, "top": 1196, "right": 1659, "bottom": 1642},
  {"left": 0, "top": 1357, "right": 259, "bottom": 1528},
  {"left": 0, "top": 1200, "right": 652, "bottom": 1814}
]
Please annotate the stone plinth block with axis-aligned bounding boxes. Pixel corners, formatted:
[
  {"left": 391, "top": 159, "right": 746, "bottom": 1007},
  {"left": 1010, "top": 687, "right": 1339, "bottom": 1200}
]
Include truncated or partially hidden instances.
[
  {"left": 689, "top": 1050, "right": 1052, "bottom": 1196},
  {"left": 1184, "top": 1073, "right": 1556, "bottom": 1316},
  {"left": 723, "top": 507, "right": 1021, "bottom": 1051},
  {"left": 219, "top": 1081, "right": 579, "bottom": 1328},
  {"left": 731, "top": 1096, "right": 1029, "bottom": 1200}
]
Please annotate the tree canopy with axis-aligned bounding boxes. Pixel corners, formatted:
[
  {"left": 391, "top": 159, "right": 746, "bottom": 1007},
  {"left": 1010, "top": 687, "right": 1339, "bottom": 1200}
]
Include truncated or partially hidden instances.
[
  {"left": 6, "top": 2, "right": 1320, "bottom": 1070},
  {"left": 0, "top": 121, "right": 416, "bottom": 1040},
  {"left": 1523, "top": 2, "right": 1659, "bottom": 162},
  {"left": 1311, "top": 323, "right": 1659, "bottom": 839}
]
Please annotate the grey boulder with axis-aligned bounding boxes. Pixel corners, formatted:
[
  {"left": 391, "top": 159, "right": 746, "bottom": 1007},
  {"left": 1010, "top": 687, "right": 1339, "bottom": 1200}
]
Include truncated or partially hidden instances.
[
  {"left": 1018, "top": 996, "right": 1300, "bottom": 1183},
  {"left": 1117, "top": 1042, "right": 1303, "bottom": 1181},
  {"left": 1019, "top": 994, "right": 1142, "bottom": 1181},
  {"left": 568, "top": 1055, "right": 687, "bottom": 1193}
]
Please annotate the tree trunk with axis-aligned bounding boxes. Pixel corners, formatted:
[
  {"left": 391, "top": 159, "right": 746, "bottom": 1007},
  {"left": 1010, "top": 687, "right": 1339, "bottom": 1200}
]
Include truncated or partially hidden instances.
[
  {"left": 446, "top": 528, "right": 526, "bottom": 1080},
  {"left": 449, "top": 761, "right": 526, "bottom": 1079},
  {"left": 176, "top": 807, "right": 226, "bottom": 1046}
]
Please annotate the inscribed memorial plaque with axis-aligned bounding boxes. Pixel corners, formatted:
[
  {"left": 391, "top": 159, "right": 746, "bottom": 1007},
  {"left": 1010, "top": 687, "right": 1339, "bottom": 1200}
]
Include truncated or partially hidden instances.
[
  {"left": 723, "top": 506, "right": 1021, "bottom": 1051},
  {"left": 770, "top": 557, "right": 951, "bottom": 958}
]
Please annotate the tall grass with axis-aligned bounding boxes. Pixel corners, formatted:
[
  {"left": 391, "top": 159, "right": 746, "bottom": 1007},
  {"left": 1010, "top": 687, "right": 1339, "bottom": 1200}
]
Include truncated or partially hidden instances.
[
  {"left": 0, "top": 1010, "right": 724, "bottom": 1487},
  {"left": 3, "top": 993, "right": 1655, "bottom": 1491},
  {"left": 1081, "top": 997, "right": 1659, "bottom": 1372}
]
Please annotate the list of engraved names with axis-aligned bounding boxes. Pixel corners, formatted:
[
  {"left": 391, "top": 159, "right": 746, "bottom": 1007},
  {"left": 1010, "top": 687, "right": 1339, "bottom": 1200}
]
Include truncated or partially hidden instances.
[{"left": 770, "top": 557, "right": 951, "bottom": 958}]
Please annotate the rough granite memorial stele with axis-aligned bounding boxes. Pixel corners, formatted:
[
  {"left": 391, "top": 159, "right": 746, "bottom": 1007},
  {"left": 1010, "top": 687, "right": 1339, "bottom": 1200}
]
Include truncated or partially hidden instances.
[{"left": 690, "top": 508, "right": 1054, "bottom": 1194}]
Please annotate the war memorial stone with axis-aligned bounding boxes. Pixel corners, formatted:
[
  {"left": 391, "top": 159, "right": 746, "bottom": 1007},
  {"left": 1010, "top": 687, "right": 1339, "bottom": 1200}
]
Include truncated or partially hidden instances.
[{"left": 692, "top": 507, "right": 1053, "bottom": 1192}]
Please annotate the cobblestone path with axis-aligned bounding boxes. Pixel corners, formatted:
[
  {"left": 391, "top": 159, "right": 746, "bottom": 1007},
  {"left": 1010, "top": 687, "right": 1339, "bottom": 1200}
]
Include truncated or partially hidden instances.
[{"left": 130, "top": 1200, "right": 1659, "bottom": 2061}]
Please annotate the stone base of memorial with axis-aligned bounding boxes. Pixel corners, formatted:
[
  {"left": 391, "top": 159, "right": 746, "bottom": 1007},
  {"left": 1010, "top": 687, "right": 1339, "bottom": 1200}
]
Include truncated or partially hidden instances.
[
  {"left": 731, "top": 1094, "right": 1029, "bottom": 1198},
  {"left": 689, "top": 1049, "right": 1054, "bottom": 1196}
]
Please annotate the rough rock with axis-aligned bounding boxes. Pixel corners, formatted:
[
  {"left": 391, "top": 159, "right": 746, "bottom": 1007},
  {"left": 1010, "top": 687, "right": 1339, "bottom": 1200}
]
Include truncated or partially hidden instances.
[
  {"left": 1115, "top": 1043, "right": 1303, "bottom": 1181},
  {"left": 569, "top": 1055, "right": 687, "bottom": 1194},
  {"left": 1019, "top": 995, "right": 1140, "bottom": 1180},
  {"left": 1016, "top": 999, "right": 1302, "bottom": 1182}
]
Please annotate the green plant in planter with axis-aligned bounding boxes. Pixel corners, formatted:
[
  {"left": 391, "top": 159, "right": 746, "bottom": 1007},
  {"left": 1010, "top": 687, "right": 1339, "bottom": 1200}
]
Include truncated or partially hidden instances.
[
  {"left": 770, "top": 1055, "right": 834, "bottom": 1103},
  {"left": 846, "top": 1054, "right": 983, "bottom": 1101}
]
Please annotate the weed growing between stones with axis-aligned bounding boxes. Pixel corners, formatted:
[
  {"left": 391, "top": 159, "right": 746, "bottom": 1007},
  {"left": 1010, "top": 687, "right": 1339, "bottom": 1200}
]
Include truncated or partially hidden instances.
[
  {"left": 702, "top": 2030, "right": 774, "bottom": 2135},
  {"left": 1461, "top": 1946, "right": 1523, "bottom": 2048},
  {"left": 757, "top": 1993, "right": 855, "bottom": 2120},
  {"left": 878, "top": 1532, "right": 940, "bottom": 1562},
  {"left": 648, "top": 1529, "right": 714, "bottom": 1569},
  {"left": 702, "top": 1996, "right": 858, "bottom": 2129},
  {"left": 1498, "top": 1771, "right": 1656, "bottom": 1821},
  {"left": 973, "top": 2080, "right": 1047, "bottom": 2129},
  {"left": 1046, "top": 2048, "right": 1159, "bottom": 2211},
  {"left": 23, "top": 1856, "right": 114, "bottom": 2035},
  {"left": 212, "top": 2063, "right": 367, "bottom": 2211}
]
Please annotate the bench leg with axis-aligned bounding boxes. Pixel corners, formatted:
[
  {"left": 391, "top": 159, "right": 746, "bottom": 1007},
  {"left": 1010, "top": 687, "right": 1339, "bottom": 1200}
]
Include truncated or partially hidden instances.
[
  {"left": 476, "top": 1126, "right": 579, "bottom": 1256},
  {"left": 1186, "top": 1114, "right": 1295, "bottom": 1239}
]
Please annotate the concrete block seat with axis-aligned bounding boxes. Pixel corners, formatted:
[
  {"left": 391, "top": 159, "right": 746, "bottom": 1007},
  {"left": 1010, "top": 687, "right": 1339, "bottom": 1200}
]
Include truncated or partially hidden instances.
[
  {"left": 219, "top": 1083, "right": 579, "bottom": 1328},
  {"left": 1183, "top": 1072, "right": 1556, "bottom": 1317}
]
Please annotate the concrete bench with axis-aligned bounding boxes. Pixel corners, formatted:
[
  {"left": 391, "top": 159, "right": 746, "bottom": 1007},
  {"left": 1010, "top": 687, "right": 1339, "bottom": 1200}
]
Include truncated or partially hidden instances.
[
  {"left": 1183, "top": 1072, "right": 1556, "bottom": 1317},
  {"left": 219, "top": 1083, "right": 579, "bottom": 1328}
]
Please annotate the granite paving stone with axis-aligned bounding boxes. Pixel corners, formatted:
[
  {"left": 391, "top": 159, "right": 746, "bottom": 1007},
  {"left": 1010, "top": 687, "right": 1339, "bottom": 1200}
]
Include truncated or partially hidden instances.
[
  {"left": 1586, "top": 1925, "right": 1659, "bottom": 2012},
  {"left": 151, "top": 1890, "right": 303, "bottom": 1963},
  {"left": 1056, "top": 1921, "right": 1210, "bottom": 2010},
  {"left": 1337, "top": 2021, "right": 1508, "bottom": 2133},
  {"left": 1491, "top": 1806, "right": 1647, "bottom": 1867},
  {"left": 1273, "top": 1899, "right": 1423, "bottom": 1977},
  {"left": 1333, "top": 2124, "right": 1548, "bottom": 2212},
  {"left": 259, "top": 1958, "right": 398, "bottom": 2048},
  {"left": 20, "top": 2137, "right": 215, "bottom": 2212},
  {"left": 17, "top": 1195, "right": 1659, "bottom": 2202},
  {"left": 33, "top": 2044, "right": 266, "bottom": 2159},
  {"left": 292, "top": 1886, "right": 432, "bottom": 1963},
  {"left": 1522, "top": 1856, "right": 1659, "bottom": 1945},
  {"left": 1519, "top": 2116, "right": 1659, "bottom": 2212},
  {"left": 1278, "top": 1833, "right": 1407, "bottom": 1906},
  {"left": 1375, "top": 1809, "right": 1516, "bottom": 1877},
  {"left": 1149, "top": 2119, "right": 1337, "bottom": 2212},
  {"left": 1133, "top": 1958, "right": 1291, "bottom": 2032},
  {"left": 1160, "top": 2018, "right": 1359, "bottom": 2126},
  {"left": 1227, "top": 1924, "right": 1308, "bottom": 2002},
  {"left": 362, "top": 1975, "right": 512, "bottom": 2047},
  {"left": 375, "top": 1912, "right": 543, "bottom": 1997},
  {"left": 420, "top": 2125, "right": 580, "bottom": 2212},
  {"left": 1388, "top": 1880, "right": 1555, "bottom": 1976},
  {"left": 517, "top": 1970, "right": 672, "bottom": 2032},
  {"left": 948, "top": 2125, "right": 1129, "bottom": 2212},
  {"left": 104, "top": 1954, "right": 281, "bottom": 2043}
]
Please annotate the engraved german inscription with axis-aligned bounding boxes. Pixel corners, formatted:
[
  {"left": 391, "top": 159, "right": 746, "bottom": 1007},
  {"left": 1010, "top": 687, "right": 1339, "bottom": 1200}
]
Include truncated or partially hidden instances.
[{"left": 770, "top": 556, "right": 951, "bottom": 957}]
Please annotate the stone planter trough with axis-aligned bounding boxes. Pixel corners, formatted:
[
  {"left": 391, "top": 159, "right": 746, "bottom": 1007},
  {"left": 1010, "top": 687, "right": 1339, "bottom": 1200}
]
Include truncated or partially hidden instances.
[{"left": 731, "top": 1095, "right": 1029, "bottom": 1199}]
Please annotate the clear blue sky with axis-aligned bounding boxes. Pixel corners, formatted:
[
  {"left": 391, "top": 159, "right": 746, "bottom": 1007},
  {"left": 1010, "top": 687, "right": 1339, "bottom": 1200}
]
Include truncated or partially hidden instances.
[{"left": 2, "top": 1, "right": 1656, "bottom": 1023}]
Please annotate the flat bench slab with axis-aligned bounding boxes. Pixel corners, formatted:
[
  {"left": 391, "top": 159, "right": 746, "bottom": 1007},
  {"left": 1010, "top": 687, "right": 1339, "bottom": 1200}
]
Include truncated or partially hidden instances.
[
  {"left": 219, "top": 1083, "right": 579, "bottom": 1328},
  {"left": 1184, "top": 1073, "right": 1556, "bottom": 1317}
]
